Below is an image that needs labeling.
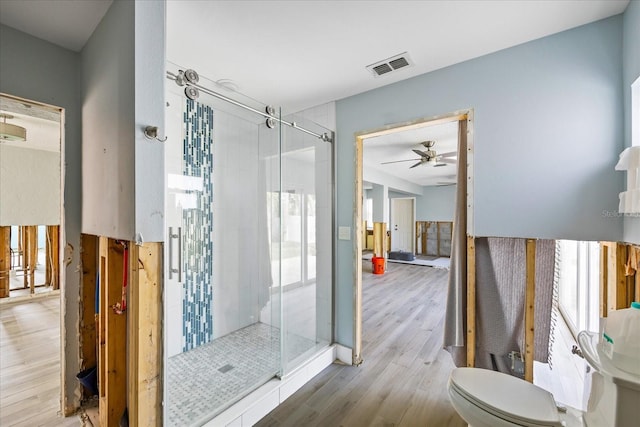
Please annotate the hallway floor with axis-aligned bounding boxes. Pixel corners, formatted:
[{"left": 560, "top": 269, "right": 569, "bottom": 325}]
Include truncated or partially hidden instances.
[{"left": 0, "top": 292, "right": 80, "bottom": 426}]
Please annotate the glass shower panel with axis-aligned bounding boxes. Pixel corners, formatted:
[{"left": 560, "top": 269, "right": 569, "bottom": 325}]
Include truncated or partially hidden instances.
[
  {"left": 306, "top": 194, "right": 317, "bottom": 281},
  {"left": 281, "top": 191, "right": 302, "bottom": 285},
  {"left": 280, "top": 113, "right": 333, "bottom": 376},
  {"left": 164, "top": 63, "right": 282, "bottom": 426}
]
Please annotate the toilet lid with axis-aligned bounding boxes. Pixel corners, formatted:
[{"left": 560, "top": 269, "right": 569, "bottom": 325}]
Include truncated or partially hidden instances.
[{"left": 450, "top": 368, "right": 563, "bottom": 427}]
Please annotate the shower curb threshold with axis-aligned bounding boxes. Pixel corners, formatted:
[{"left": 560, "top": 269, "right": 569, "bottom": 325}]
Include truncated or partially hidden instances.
[{"left": 203, "top": 345, "right": 339, "bottom": 427}]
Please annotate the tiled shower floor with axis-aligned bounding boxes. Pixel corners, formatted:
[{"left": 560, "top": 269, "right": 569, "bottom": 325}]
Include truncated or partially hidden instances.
[{"left": 166, "top": 322, "right": 315, "bottom": 426}]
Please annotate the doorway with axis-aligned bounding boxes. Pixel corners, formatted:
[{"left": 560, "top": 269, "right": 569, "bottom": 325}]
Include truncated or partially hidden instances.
[
  {"left": 0, "top": 93, "right": 66, "bottom": 424},
  {"left": 390, "top": 198, "right": 415, "bottom": 253},
  {"left": 354, "top": 110, "right": 473, "bottom": 364}
]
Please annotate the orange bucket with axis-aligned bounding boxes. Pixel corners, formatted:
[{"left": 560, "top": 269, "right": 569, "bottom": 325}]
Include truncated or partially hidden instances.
[{"left": 372, "top": 256, "right": 385, "bottom": 275}]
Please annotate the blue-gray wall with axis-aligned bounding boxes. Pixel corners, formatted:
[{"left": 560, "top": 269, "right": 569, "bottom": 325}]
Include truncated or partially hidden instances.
[
  {"left": 335, "top": 16, "right": 624, "bottom": 347},
  {"left": 375, "top": 187, "right": 456, "bottom": 221},
  {"left": 0, "top": 23, "right": 82, "bottom": 414},
  {"left": 416, "top": 185, "right": 456, "bottom": 221},
  {"left": 82, "top": 0, "right": 136, "bottom": 239},
  {"left": 622, "top": 1, "right": 640, "bottom": 243},
  {"left": 82, "top": 0, "right": 165, "bottom": 242}
]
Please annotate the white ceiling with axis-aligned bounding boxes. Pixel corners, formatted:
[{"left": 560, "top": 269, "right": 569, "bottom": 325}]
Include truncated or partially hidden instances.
[
  {"left": 364, "top": 120, "right": 459, "bottom": 187},
  {"left": 0, "top": 0, "right": 630, "bottom": 186},
  {"left": 0, "top": 0, "right": 112, "bottom": 52},
  {"left": 166, "top": 0, "right": 629, "bottom": 113},
  {"left": 0, "top": 1, "right": 627, "bottom": 112}
]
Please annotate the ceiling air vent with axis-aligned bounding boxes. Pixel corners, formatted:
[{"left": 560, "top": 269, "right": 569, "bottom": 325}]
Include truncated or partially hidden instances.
[{"left": 366, "top": 52, "right": 413, "bottom": 77}]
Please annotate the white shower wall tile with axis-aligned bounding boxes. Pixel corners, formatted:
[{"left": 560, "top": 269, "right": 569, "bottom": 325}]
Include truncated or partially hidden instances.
[
  {"left": 213, "top": 108, "right": 273, "bottom": 339},
  {"left": 293, "top": 101, "right": 336, "bottom": 132}
]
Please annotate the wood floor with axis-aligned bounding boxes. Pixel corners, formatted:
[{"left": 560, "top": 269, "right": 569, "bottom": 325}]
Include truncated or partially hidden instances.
[
  {"left": 256, "top": 262, "right": 466, "bottom": 427},
  {"left": 0, "top": 292, "right": 80, "bottom": 427}
]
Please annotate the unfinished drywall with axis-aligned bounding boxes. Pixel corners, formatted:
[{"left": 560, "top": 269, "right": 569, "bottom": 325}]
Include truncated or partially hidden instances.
[
  {"left": 0, "top": 23, "right": 82, "bottom": 414},
  {"left": 622, "top": 1, "right": 640, "bottom": 244},
  {"left": 415, "top": 185, "right": 456, "bottom": 222},
  {"left": 335, "top": 16, "right": 624, "bottom": 346},
  {"left": 82, "top": 0, "right": 165, "bottom": 242}
]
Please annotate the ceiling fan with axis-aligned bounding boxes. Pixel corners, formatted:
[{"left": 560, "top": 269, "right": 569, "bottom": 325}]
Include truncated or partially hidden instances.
[{"left": 381, "top": 140, "right": 456, "bottom": 169}]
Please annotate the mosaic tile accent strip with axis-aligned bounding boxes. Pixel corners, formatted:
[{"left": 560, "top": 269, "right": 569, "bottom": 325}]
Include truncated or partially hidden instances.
[
  {"left": 182, "top": 99, "right": 214, "bottom": 351},
  {"left": 166, "top": 322, "right": 316, "bottom": 427}
]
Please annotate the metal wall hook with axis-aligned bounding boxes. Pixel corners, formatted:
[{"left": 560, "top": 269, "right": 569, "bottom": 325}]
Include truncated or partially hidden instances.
[{"left": 144, "top": 126, "right": 168, "bottom": 142}]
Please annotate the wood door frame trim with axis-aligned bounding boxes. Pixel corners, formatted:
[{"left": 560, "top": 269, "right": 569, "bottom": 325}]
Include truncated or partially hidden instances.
[{"left": 353, "top": 110, "right": 474, "bottom": 365}]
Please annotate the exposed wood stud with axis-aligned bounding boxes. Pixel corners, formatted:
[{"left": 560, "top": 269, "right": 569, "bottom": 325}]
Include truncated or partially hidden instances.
[
  {"left": 129, "top": 243, "right": 163, "bottom": 426},
  {"left": 466, "top": 235, "right": 476, "bottom": 367},
  {"left": 355, "top": 136, "right": 364, "bottom": 365},
  {"left": 524, "top": 238, "right": 536, "bottom": 383},
  {"left": 362, "top": 221, "right": 368, "bottom": 250},
  {"left": 99, "top": 237, "right": 127, "bottom": 427},
  {"left": 24, "top": 226, "right": 37, "bottom": 293},
  {"left": 20, "top": 226, "right": 26, "bottom": 289},
  {"left": 606, "top": 243, "right": 628, "bottom": 313},
  {"left": 0, "top": 226, "right": 9, "bottom": 298},
  {"left": 600, "top": 243, "right": 609, "bottom": 318},
  {"left": 355, "top": 113, "right": 467, "bottom": 140},
  {"left": 373, "top": 222, "right": 387, "bottom": 258},
  {"left": 616, "top": 243, "right": 628, "bottom": 309},
  {"left": 46, "top": 225, "right": 60, "bottom": 289},
  {"left": 80, "top": 234, "right": 98, "bottom": 395},
  {"left": 422, "top": 222, "right": 427, "bottom": 254},
  {"left": 635, "top": 268, "right": 640, "bottom": 303},
  {"left": 128, "top": 244, "right": 139, "bottom": 425}
]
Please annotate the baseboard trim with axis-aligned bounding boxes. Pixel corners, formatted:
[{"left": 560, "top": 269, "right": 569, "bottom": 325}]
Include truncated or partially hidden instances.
[{"left": 335, "top": 344, "right": 353, "bottom": 366}]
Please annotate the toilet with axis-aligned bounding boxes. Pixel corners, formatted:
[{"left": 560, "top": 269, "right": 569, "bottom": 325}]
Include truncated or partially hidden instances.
[
  {"left": 448, "top": 330, "right": 640, "bottom": 427},
  {"left": 448, "top": 367, "right": 583, "bottom": 427}
]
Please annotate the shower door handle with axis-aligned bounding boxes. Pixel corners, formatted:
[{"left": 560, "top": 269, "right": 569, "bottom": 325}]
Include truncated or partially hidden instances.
[{"left": 168, "top": 226, "right": 182, "bottom": 282}]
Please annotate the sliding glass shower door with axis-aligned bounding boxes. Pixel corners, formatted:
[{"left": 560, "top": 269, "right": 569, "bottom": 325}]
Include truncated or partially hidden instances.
[
  {"left": 164, "top": 63, "right": 333, "bottom": 426},
  {"left": 279, "top": 113, "right": 333, "bottom": 375}
]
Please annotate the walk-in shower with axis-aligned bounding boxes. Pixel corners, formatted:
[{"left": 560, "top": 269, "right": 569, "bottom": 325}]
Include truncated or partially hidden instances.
[{"left": 164, "top": 64, "right": 333, "bottom": 426}]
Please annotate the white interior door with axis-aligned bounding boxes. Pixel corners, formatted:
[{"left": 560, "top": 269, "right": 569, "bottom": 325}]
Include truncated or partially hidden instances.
[{"left": 390, "top": 198, "right": 414, "bottom": 252}]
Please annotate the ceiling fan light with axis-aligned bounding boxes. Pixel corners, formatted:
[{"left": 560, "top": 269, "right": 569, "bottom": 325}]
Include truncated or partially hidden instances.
[{"left": 0, "top": 122, "right": 27, "bottom": 142}]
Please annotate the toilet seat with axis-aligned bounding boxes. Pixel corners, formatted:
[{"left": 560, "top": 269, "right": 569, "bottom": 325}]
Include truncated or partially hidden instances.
[{"left": 449, "top": 368, "right": 564, "bottom": 427}]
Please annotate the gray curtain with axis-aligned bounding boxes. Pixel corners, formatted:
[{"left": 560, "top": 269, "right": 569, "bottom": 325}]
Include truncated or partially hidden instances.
[
  {"left": 443, "top": 119, "right": 468, "bottom": 367},
  {"left": 474, "top": 238, "right": 555, "bottom": 375}
]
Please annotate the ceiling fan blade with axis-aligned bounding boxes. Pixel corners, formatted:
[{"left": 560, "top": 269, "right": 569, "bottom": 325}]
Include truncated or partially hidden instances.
[
  {"left": 438, "top": 151, "right": 457, "bottom": 158},
  {"left": 441, "top": 158, "right": 456, "bottom": 164},
  {"left": 436, "top": 182, "right": 456, "bottom": 186},
  {"left": 412, "top": 149, "right": 429, "bottom": 158},
  {"left": 381, "top": 158, "right": 421, "bottom": 165},
  {"left": 410, "top": 161, "right": 423, "bottom": 169}
]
